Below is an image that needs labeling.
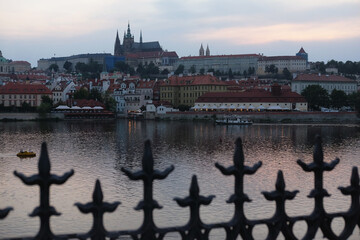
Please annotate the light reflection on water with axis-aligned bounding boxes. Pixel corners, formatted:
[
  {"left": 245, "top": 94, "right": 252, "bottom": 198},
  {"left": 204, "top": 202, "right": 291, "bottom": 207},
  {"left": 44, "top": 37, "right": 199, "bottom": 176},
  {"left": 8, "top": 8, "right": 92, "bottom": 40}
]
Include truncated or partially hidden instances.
[{"left": 0, "top": 120, "right": 359, "bottom": 239}]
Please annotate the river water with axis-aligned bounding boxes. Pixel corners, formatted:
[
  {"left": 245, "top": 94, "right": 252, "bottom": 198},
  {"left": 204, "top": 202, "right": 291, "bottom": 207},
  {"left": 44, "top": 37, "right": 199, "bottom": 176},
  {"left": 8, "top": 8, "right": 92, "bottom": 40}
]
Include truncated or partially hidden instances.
[{"left": 0, "top": 120, "right": 360, "bottom": 239}]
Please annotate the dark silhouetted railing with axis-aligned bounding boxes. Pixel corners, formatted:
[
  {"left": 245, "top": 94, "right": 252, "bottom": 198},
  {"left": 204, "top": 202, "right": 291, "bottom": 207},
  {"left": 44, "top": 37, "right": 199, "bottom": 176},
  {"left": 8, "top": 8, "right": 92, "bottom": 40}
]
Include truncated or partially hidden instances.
[{"left": 1, "top": 136, "right": 359, "bottom": 239}]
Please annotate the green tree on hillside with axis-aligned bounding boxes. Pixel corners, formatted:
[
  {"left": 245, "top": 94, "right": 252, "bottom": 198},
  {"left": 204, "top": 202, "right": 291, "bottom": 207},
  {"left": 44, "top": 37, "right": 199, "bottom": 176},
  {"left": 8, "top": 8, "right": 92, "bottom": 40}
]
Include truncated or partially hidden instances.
[
  {"left": 175, "top": 64, "right": 185, "bottom": 75},
  {"left": 63, "top": 61, "right": 72, "bottom": 73},
  {"left": 301, "top": 85, "right": 330, "bottom": 110},
  {"left": 48, "top": 64, "right": 59, "bottom": 72},
  {"left": 330, "top": 89, "right": 347, "bottom": 109}
]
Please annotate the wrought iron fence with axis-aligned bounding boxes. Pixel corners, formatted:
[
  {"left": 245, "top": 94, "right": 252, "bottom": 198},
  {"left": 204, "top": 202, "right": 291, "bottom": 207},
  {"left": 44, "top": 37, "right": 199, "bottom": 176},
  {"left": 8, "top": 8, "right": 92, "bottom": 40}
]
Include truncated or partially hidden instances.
[{"left": 1, "top": 135, "right": 359, "bottom": 240}]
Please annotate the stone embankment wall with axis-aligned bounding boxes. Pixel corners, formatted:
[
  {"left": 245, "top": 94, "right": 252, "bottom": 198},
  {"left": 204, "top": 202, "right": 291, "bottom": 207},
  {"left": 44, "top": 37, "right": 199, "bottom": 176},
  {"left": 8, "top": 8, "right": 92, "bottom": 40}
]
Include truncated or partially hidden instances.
[
  {"left": 0, "top": 113, "right": 65, "bottom": 121},
  {"left": 151, "top": 111, "right": 360, "bottom": 123},
  {"left": 1, "top": 112, "right": 359, "bottom": 123}
]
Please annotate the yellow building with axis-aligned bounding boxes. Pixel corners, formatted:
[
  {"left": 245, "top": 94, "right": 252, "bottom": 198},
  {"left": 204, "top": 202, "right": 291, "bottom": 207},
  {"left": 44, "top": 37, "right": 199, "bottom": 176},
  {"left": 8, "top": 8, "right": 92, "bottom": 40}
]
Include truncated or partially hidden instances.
[{"left": 159, "top": 75, "right": 229, "bottom": 107}]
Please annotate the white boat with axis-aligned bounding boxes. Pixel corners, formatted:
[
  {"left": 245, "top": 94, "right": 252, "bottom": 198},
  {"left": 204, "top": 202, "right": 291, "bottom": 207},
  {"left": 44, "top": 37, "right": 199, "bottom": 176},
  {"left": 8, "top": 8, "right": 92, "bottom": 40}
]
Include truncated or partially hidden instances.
[{"left": 215, "top": 117, "right": 252, "bottom": 125}]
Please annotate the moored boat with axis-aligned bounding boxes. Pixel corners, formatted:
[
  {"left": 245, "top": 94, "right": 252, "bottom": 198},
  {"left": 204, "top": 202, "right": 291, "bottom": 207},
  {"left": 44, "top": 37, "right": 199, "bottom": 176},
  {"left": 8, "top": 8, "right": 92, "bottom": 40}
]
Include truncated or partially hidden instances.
[
  {"left": 215, "top": 117, "right": 252, "bottom": 125},
  {"left": 16, "top": 151, "right": 36, "bottom": 158}
]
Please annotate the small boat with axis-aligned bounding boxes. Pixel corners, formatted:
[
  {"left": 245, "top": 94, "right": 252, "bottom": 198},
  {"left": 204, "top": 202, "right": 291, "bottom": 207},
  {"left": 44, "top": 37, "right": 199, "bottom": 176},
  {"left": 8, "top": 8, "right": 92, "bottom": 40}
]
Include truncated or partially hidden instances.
[
  {"left": 215, "top": 117, "right": 252, "bottom": 125},
  {"left": 17, "top": 151, "right": 36, "bottom": 158}
]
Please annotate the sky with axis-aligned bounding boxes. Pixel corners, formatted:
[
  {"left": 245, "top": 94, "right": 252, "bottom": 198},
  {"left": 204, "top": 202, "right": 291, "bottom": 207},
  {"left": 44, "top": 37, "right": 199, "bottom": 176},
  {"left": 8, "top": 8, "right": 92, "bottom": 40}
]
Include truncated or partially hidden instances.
[{"left": 1, "top": 0, "right": 360, "bottom": 68}]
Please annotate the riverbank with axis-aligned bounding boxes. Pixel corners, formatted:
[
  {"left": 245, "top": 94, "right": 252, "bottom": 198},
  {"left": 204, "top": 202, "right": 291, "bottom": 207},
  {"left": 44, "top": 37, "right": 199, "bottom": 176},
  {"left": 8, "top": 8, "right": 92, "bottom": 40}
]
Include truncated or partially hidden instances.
[
  {"left": 0, "top": 111, "right": 359, "bottom": 124},
  {"left": 146, "top": 111, "right": 360, "bottom": 124}
]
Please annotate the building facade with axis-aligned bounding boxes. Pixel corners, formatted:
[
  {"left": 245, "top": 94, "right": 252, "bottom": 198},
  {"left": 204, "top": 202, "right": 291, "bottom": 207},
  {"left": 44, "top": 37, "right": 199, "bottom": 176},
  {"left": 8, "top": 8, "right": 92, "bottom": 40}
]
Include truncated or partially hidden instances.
[
  {"left": 257, "top": 56, "right": 307, "bottom": 75},
  {"left": 37, "top": 53, "right": 111, "bottom": 72},
  {"left": 175, "top": 54, "right": 260, "bottom": 75},
  {"left": 114, "top": 23, "right": 162, "bottom": 56},
  {"left": 0, "top": 83, "right": 52, "bottom": 107},
  {"left": 159, "top": 75, "right": 229, "bottom": 107},
  {"left": 195, "top": 85, "right": 308, "bottom": 112},
  {"left": 0, "top": 51, "right": 31, "bottom": 74},
  {"left": 291, "top": 74, "right": 358, "bottom": 95}
]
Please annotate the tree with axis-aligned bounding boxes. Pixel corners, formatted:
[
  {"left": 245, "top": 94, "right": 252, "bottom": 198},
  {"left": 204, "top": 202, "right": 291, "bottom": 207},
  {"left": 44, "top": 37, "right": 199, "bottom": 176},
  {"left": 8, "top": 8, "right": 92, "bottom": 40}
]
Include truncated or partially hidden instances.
[
  {"left": 228, "top": 68, "right": 233, "bottom": 79},
  {"left": 21, "top": 102, "right": 32, "bottom": 112},
  {"left": 89, "top": 88, "right": 103, "bottom": 102},
  {"left": 41, "top": 95, "right": 53, "bottom": 106},
  {"left": 140, "top": 105, "right": 146, "bottom": 112},
  {"left": 103, "top": 93, "right": 117, "bottom": 112},
  {"left": 348, "top": 92, "right": 360, "bottom": 113},
  {"left": 189, "top": 65, "right": 196, "bottom": 74},
  {"left": 74, "top": 88, "right": 89, "bottom": 99},
  {"left": 48, "top": 64, "right": 59, "bottom": 72},
  {"left": 283, "top": 68, "right": 292, "bottom": 80},
  {"left": 161, "top": 68, "right": 169, "bottom": 75},
  {"left": 301, "top": 85, "right": 330, "bottom": 110},
  {"left": 37, "top": 103, "right": 52, "bottom": 115},
  {"left": 114, "top": 61, "right": 135, "bottom": 74},
  {"left": 314, "top": 61, "right": 326, "bottom": 74},
  {"left": 174, "top": 64, "right": 184, "bottom": 75},
  {"left": 199, "top": 68, "right": 205, "bottom": 75},
  {"left": 75, "top": 59, "right": 103, "bottom": 79},
  {"left": 248, "top": 67, "right": 255, "bottom": 75},
  {"left": 177, "top": 104, "right": 190, "bottom": 111},
  {"left": 38, "top": 95, "right": 53, "bottom": 115},
  {"left": 63, "top": 61, "right": 72, "bottom": 73},
  {"left": 330, "top": 89, "right": 347, "bottom": 109}
]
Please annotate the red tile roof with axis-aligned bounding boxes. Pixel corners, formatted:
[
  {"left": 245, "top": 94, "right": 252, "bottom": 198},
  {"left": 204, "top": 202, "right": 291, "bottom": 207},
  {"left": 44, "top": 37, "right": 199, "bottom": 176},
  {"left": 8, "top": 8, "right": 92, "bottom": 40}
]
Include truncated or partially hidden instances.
[
  {"left": 162, "top": 51, "right": 178, "bottom": 58},
  {"left": 137, "top": 80, "right": 156, "bottom": 88},
  {"left": 180, "top": 54, "right": 260, "bottom": 60},
  {"left": 298, "top": 47, "right": 306, "bottom": 53},
  {"left": 9, "top": 61, "right": 31, "bottom": 65},
  {"left": 259, "top": 56, "right": 304, "bottom": 61},
  {"left": 0, "top": 83, "right": 52, "bottom": 94},
  {"left": 294, "top": 74, "right": 355, "bottom": 83},
  {"left": 126, "top": 51, "right": 178, "bottom": 59},
  {"left": 196, "top": 89, "right": 306, "bottom": 103}
]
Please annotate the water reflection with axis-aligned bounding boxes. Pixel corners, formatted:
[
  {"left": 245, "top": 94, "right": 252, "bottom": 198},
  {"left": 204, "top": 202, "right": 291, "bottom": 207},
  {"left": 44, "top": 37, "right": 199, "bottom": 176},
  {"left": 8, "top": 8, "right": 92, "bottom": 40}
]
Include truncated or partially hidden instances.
[{"left": 0, "top": 121, "right": 359, "bottom": 238}]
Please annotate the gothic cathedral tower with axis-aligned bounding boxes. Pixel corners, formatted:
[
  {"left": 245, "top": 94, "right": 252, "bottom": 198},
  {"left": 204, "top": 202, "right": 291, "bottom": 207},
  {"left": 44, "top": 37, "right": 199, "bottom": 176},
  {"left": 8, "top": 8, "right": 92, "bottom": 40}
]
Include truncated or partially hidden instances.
[
  {"left": 199, "top": 44, "right": 204, "bottom": 56},
  {"left": 114, "top": 30, "right": 122, "bottom": 56},
  {"left": 123, "top": 23, "right": 134, "bottom": 54}
]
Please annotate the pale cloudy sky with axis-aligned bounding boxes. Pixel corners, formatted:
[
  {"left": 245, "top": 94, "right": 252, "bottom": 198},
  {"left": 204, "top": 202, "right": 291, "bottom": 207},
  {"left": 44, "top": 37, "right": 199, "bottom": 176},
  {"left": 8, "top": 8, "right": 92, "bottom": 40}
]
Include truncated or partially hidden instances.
[{"left": 1, "top": 0, "right": 359, "bottom": 67}]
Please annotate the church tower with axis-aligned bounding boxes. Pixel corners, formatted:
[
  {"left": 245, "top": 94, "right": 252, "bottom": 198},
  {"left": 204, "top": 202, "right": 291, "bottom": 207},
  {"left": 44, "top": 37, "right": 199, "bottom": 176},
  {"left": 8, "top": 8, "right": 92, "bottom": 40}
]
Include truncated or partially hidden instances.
[
  {"left": 114, "top": 30, "right": 122, "bottom": 56},
  {"left": 206, "top": 44, "right": 210, "bottom": 56},
  {"left": 199, "top": 44, "right": 204, "bottom": 56},
  {"left": 123, "top": 22, "right": 134, "bottom": 54}
]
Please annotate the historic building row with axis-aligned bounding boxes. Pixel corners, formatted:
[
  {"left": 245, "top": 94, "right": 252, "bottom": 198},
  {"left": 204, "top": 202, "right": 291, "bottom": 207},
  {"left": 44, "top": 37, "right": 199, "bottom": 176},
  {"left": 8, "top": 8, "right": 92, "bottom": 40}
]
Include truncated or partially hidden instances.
[
  {"left": 194, "top": 85, "right": 308, "bottom": 112},
  {"left": 291, "top": 73, "right": 357, "bottom": 95}
]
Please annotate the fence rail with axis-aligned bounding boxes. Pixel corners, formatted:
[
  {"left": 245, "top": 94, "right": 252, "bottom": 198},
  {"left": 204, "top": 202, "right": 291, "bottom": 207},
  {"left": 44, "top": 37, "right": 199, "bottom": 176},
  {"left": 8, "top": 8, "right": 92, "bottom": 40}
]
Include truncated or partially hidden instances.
[{"left": 1, "top": 135, "right": 359, "bottom": 240}]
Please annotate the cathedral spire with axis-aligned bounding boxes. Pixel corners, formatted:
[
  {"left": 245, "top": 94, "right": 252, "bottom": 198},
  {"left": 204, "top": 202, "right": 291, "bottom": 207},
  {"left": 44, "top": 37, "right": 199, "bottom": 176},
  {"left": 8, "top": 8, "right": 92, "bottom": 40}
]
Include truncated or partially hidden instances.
[
  {"left": 199, "top": 44, "right": 204, "bottom": 56},
  {"left": 206, "top": 44, "right": 210, "bottom": 56},
  {"left": 140, "top": 30, "right": 143, "bottom": 44},
  {"left": 126, "top": 22, "right": 132, "bottom": 38},
  {"left": 114, "top": 30, "right": 121, "bottom": 56}
]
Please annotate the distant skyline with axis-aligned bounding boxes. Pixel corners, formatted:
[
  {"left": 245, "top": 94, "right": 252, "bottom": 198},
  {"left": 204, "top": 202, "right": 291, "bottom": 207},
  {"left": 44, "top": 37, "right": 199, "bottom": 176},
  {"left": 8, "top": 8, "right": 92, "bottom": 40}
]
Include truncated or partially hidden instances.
[{"left": 1, "top": 0, "right": 360, "bottom": 68}]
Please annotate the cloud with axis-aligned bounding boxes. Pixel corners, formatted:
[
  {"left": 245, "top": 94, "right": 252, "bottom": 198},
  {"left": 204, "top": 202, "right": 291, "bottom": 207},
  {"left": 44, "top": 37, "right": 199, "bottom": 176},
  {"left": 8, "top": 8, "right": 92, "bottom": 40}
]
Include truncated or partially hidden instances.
[
  {"left": 186, "top": 18, "right": 360, "bottom": 45},
  {"left": 0, "top": 0, "right": 159, "bottom": 39}
]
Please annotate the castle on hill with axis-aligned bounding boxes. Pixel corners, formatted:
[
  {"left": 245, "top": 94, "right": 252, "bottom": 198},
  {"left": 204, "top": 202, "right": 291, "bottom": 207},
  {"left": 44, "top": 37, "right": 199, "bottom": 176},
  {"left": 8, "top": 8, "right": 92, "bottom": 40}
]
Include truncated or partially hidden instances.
[{"left": 114, "top": 23, "right": 162, "bottom": 56}]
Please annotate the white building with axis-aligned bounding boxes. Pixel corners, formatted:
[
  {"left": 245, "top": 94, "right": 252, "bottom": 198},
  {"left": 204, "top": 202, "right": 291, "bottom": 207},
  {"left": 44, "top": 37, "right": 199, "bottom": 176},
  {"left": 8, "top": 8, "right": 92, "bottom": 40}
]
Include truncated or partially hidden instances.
[
  {"left": 112, "top": 80, "right": 149, "bottom": 114},
  {"left": 195, "top": 85, "right": 308, "bottom": 112},
  {"left": 257, "top": 56, "right": 307, "bottom": 75},
  {"left": 291, "top": 74, "right": 358, "bottom": 95},
  {"left": 52, "top": 81, "right": 76, "bottom": 104},
  {"left": 145, "top": 100, "right": 179, "bottom": 114}
]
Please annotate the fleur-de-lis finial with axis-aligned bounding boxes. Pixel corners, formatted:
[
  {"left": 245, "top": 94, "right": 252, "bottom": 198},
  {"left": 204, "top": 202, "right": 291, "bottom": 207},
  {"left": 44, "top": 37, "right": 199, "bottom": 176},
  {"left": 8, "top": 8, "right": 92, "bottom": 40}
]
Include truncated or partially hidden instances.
[
  {"left": 14, "top": 142, "right": 74, "bottom": 239},
  {"left": 75, "top": 179, "right": 121, "bottom": 239}
]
